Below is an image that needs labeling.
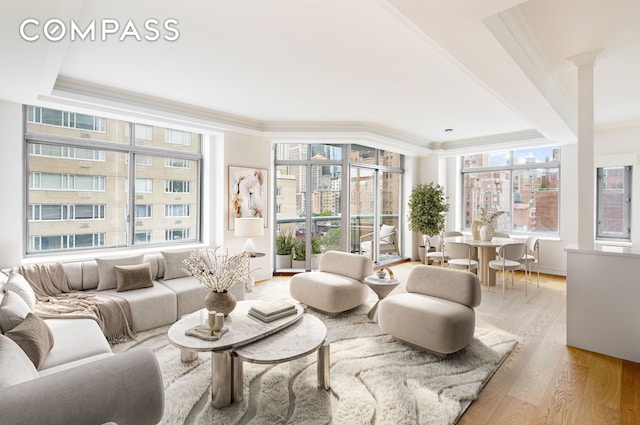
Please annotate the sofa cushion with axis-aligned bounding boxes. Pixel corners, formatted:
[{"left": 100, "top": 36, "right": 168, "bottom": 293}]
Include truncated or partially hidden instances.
[
  {"left": 96, "top": 255, "right": 145, "bottom": 291},
  {"left": 5, "top": 313, "right": 54, "bottom": 368},
  {"left": 0, "top": 291, "right": 32, "bottom": 333},
  {"left": 94, "top": 284, "right": 177, "bottom": 331},
  {"left": 61, "top": 262, "right": 83, "bottom": 291},
  {"left": 0, "top": 334, "right": 38, "bottom": 389},
  {"left": 114, "top": 264, "right": 154, "bottom": 292},
  {"left": 39, "top": 318, "right": 111, "bottom": 371},
  {"left": 5, "top": 273, "right": 36, "bottom": 311},
  {"left": 161, "top": 249, "right": 193, "bottom": 280}
]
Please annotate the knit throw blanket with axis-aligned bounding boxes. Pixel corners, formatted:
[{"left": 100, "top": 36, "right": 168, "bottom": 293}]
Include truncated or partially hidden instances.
[{"left": 17, "top": 263, "right": 136, "bottom": 343}]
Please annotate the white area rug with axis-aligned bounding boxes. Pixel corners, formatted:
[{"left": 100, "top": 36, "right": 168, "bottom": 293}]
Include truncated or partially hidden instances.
[{"left": 113, "top": 278, "right": 516, "bottom": 425}]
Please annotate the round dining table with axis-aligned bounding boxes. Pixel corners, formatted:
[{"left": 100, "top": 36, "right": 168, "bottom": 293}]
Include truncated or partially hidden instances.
[{"left": 443, "top": 236, "right": 518, "bottom": 286}]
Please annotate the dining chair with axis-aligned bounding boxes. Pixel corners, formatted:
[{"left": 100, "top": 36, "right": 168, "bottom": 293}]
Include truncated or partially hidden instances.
[
  {"left": 443, "top": 241, "right": 478, "bottom": 273},
  {"left": 489, "top": 243, "right": 527, "bottom": 299},
  {"left": 520, "top": 237, "right": 540, "bottom": 287},
  {"left": 427, "top": 231, "right": 463, "bottom": 266}
]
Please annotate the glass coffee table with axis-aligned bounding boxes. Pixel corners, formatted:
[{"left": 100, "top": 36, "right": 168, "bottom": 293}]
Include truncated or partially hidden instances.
[{"left": 168, "top": 300, "right": 329, "bottom": 408}]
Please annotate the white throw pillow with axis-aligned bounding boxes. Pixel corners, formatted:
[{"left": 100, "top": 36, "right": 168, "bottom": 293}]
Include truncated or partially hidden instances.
[
  {"left": 95, "top": 255, "right": 145, "bottom": 291},
  {"left": 161, "top": 250, "right": 193, "bottom": 280},
  {"left": 0, "top": 291, "right": 32, "bottom": 333},
  {"left": 379, "top": 225, "right": 396, "bottom": 244},
  {"left": 5, "top": 273, "right": 36, "bottom": 311},
  {"left": 0, "top": 334, "right": 39, "bottom": 389}
]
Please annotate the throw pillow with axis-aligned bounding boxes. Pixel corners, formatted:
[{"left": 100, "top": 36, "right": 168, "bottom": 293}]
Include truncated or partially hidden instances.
[
  {"left": 0, "top": 291, "right": 32, "bottom": 333},
  {"left": 95, "top": 255, "right": 145, "bottom": 291},
  {"left": 161, "top": 249, "right": 193, "bottom": 280},
  {"left": 5, "top": 272, "right": 36, "bottom": 311},
  {"left": 379, "top": 224, "right": 396, "bottom": 244},
  {"left": 0, "top": 334, "right": 39, "bottom": 389},
  {"left": 114, "top": 263, "right": 154, "bottom": 292},
  {"left": 5, "top": 313, "right": 54, "bottom": 369}
]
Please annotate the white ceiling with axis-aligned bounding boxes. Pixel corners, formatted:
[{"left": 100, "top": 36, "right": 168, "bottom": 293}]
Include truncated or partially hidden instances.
[{"left": 1, "top": 0, "right": 638, "bottom": 154}]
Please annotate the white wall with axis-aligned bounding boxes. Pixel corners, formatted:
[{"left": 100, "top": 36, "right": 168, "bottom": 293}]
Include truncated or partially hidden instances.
[{"left": 223, "top": 132, "right": 272, "bottom": 281}]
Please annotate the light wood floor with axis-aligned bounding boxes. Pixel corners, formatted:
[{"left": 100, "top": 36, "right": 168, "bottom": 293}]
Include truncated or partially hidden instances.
[
  {"left": 388, "top": 262, "right": 640, "bottom": 425},
  {"left": 264, "top": 262, "right": 640, "bottom": 424}
]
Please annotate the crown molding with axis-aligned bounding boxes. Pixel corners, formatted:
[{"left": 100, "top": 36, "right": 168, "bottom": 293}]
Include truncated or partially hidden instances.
[
  {"left": 433, "top": 129, "right": 551, "bottom": 156},
  {"left": 46, "top": 76, "right": 434, "bottom": 155}
]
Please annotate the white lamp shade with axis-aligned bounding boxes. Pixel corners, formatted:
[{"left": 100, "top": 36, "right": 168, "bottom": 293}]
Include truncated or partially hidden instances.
[{"left": 234, "top": 217, "right": 264, "bottom": 237}]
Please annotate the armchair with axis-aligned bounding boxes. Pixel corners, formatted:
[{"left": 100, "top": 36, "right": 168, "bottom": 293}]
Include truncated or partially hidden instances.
[
  {"left": 378, "top": 265, "right": 481, "bottom": 356},
  {"left": 360, "top": 224, "right": 399, "bottom": 259}
]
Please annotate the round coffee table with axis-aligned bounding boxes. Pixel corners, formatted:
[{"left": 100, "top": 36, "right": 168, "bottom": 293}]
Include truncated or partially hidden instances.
[
  {"left": 167, "top": 300, "right": 329, "bottom": 408},
  {"left": 364, "top": 276, "right": 400, "bottom": 322}
]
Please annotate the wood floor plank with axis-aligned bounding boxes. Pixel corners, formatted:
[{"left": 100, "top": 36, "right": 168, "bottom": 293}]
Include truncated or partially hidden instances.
[
  {"left": 621, "top": 360, "right": 640, "bottom": 425},
  {"left": 268, "top": 263, "right": 640, "bottom": 424}
]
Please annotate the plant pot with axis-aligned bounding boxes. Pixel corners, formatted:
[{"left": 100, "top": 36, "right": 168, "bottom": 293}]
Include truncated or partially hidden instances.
[
  {"left": 292, "top": 259, "right": 306, "bottom": 269},
  {"left": 311, "top": 253, "right": 323, "bottom": 270},
  {"left": 418, "top": 245, "right": 426, "bottom": 264},
  {"left": 480, "top": 224, "right": 494, "bottom": 241},
  {"left": 204, "top": 290, "right": 237, "bottom": 316},
  {"left": 275, "top": 254, "right": 292, "bottom": 269}
]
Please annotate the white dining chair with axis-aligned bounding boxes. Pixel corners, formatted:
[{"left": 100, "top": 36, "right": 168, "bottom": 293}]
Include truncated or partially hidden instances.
[
  {"left": 443, "top": 241, "right": 478, "bottom": 273},
  {"left": 426, "top": 231, "right": 463, "bottom": 266},
  {"left": 520, "top": 237, "right": 540, "bottom": 287},
  {"left": 489, "top": 243, "right": 527, "bottom": 299}
]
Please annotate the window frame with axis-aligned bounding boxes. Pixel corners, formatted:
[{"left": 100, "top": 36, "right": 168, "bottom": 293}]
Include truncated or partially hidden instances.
[
  {"left": 460, "top": 148, "right": 561, "bottom": 236},
  {"left": 596, "top": 165, "right": 632, "bottom": 241},
  {"left": 24, "top": 106, "right": 203, "bottom": 255}
]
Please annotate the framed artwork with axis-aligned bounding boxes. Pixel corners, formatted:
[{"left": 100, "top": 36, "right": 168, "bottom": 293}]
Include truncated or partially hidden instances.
[{"left": 228, "top": 165, "right": 268, "bottom": 230}]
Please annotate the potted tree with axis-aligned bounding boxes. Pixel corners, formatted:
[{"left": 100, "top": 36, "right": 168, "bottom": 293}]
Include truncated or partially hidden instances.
[
  {"left": 275, "top": 230, "right": 295, "bottom": 269},
  {"left": 310, "top": 236, "right": 324, "bottom": 269},
  {"left": 407, "top": 182, "right": 449, "bottom": 263}
]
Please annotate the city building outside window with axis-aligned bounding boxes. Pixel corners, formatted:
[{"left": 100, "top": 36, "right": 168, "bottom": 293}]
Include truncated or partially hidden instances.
[
  {"left": 596, "top": 165, "right": 631, "bottom": 240},
  {"left": 25, "top": 105, "right": 202, "bottom": 253},
  {"left": 461, "top": 147, "right": 560, "bottom": 234}
]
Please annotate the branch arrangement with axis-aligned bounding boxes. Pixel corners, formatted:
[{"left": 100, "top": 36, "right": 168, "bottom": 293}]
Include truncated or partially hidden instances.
[
  {"left": 181, "top": 247, "right": 252, "bottom": 293},
  {"left": 476, "top": 207, "right": 506, "bottom": 225}
]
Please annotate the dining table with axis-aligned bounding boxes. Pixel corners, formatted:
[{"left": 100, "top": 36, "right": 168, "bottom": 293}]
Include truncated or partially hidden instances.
[{"left": 443, "top": 236, "right": 518, "bottom": 286}]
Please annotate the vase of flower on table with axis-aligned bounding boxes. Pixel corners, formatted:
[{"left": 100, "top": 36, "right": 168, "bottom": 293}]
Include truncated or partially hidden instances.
[
  {"left": 181, "top": 246, "right": 250, "bottom": 316},
  {"left": 476, "top": 207, "right": 505, "bottom": 241}
]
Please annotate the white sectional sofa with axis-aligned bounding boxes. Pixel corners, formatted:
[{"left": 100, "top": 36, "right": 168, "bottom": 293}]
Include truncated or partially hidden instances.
[{"left": 0, "top": 248, "right": 246, "bottom": 425}]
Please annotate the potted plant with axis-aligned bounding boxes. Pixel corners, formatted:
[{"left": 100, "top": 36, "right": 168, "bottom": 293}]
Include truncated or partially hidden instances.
[
  {"left": 310, "top": 236, "right": 324, "bottom": 269},
  {"left": 407, "top": 182, "right": 449, "bottom": 263},
  {"left": 291, "top": 238, "right": 306, "bottom": 269},
  {"left": 275, "top": 230, "right": 295, "bottom": 269}
]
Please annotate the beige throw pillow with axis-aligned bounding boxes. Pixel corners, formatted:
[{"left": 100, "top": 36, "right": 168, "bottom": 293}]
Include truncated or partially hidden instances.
[
  {"left": 114, "top": 263, "right": 154, "bottom": 292},
  {"left": 95, "top": 255, "right": 145, "bottom": 291},
  {"left": 161, "top": 249, "right": 193, "bottom": 280},
  {"left": 5, "top": 313, "right": 54, "bottom": 369}
]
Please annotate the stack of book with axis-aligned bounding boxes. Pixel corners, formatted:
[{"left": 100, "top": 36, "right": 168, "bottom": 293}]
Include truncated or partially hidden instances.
[{"left": 248, "top": 300, "right": 297, "bottom": 323}]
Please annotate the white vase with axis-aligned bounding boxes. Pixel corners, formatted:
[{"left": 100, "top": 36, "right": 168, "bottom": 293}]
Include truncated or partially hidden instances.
[{"left": 479, "top": 224, "right": 494, "bottom": 241}]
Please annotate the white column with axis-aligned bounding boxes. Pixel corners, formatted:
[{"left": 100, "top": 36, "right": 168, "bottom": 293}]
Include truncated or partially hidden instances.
[{"left": 567, "top": 49, "right": 604, "bottom": 249}]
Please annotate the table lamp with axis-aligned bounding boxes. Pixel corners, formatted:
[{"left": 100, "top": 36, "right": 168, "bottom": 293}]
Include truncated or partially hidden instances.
[{"left": 234, "top": 217, "right": 264, "bottom": 256}]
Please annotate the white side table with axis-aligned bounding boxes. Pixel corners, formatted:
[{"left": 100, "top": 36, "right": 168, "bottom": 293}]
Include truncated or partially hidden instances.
[{"left": 364, "top": 275, "right": 400, "bottom": 322}]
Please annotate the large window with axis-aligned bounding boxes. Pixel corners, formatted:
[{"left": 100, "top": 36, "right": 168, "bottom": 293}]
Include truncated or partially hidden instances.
[
  {"left": 461, "top": 147, "right": 560, "bottom": 234},
  {"left": 597, "top": 166, "right": 631, "bottom": 240},
  {"left": 26, "top": 105, "right": 202, "bottom": 254}
]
